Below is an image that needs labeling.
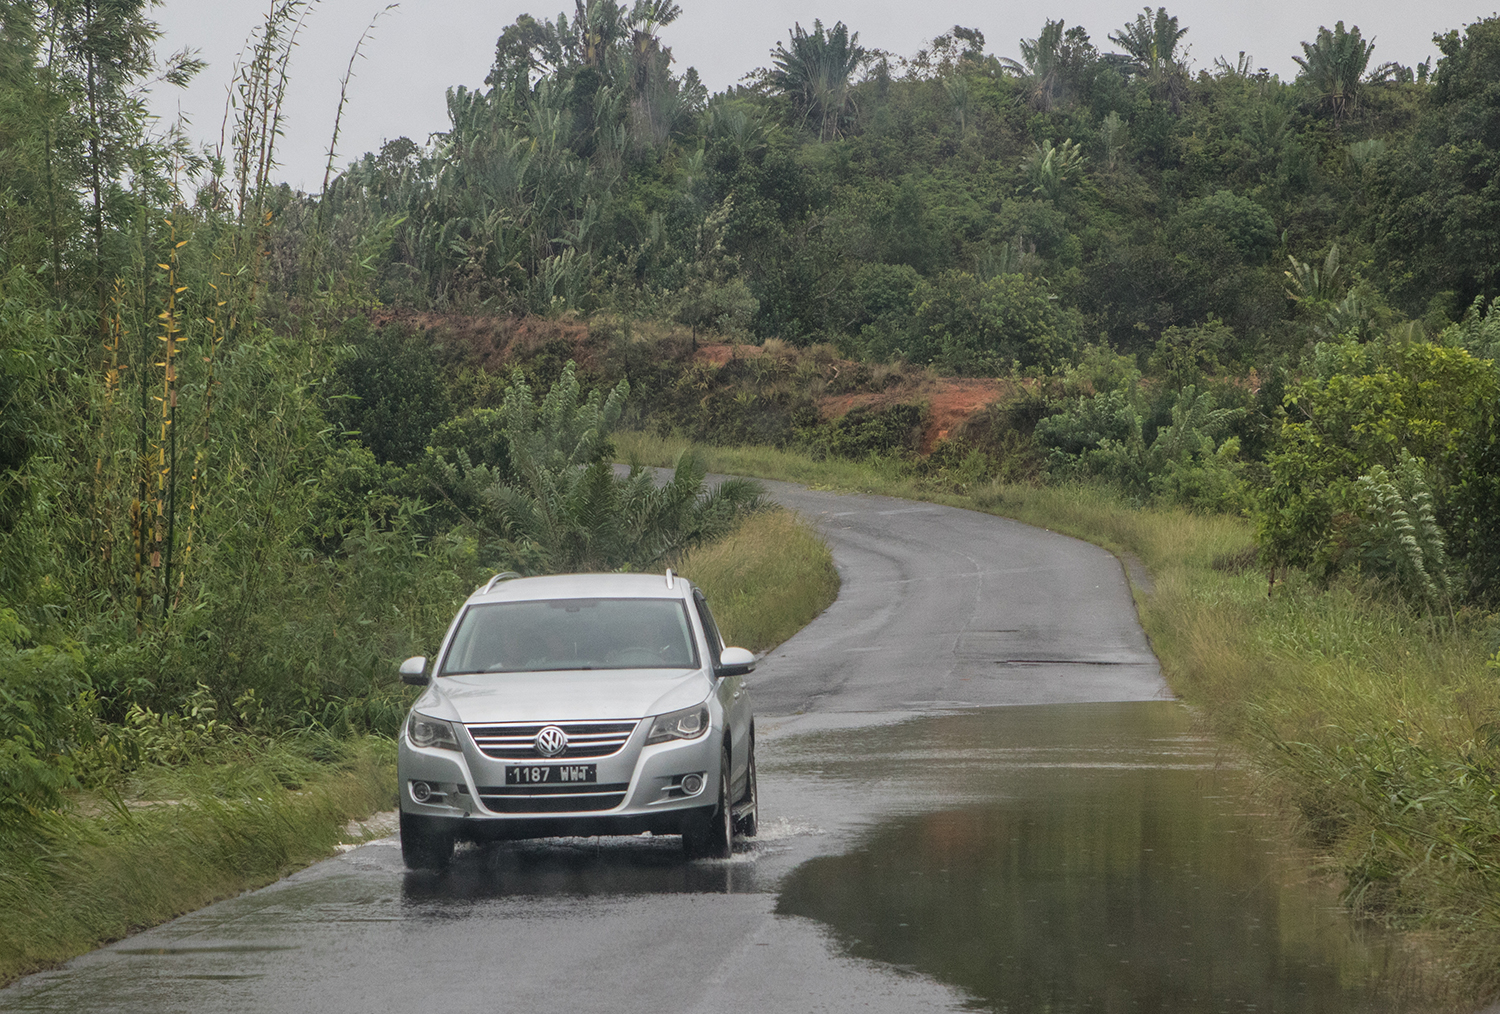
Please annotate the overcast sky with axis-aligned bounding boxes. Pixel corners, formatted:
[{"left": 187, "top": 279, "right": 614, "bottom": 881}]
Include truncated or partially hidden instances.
[{"left": 150, "top": 0, "right": 1497, "bottom": 192}]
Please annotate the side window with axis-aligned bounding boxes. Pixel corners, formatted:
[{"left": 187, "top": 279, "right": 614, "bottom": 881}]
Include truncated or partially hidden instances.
[{"left": 693, "top": 589, "right": 724, "bottom": 659}]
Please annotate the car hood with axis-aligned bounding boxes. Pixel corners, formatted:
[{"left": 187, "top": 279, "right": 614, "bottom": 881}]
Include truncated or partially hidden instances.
[{"left": 412, "top": 669, "right": 713, "bottom": 725}]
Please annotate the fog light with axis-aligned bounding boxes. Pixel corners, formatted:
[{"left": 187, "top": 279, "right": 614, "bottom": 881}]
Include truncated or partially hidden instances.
[
  {"left": 681, "top": 773, "right": 704, "bottom": 795},
  {"left": 410, "top": 780, "right": 433, "bottom": 803}
]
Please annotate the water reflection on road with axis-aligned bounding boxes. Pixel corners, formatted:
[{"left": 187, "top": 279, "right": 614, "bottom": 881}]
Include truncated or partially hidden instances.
[{"left": 770, "top": 702, "right": 1416, "bottom": 1014}]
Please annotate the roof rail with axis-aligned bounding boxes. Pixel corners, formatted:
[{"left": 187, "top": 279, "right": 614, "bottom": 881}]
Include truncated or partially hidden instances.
[
  {"left": 481, "top": 571, "right": 522, "bottom": 594},
  {"left": 664, "top": 568, "right": 675, "bottom": 589}
]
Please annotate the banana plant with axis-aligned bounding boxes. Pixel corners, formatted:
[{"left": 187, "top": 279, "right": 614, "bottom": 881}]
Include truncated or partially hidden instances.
[{"left": 1284, "top": 244, "right": 1343, "bottom": 304}]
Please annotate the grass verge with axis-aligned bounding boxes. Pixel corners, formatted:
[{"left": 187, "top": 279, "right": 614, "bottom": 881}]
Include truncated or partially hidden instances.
[
  {"left": 675, "top": 507, "right": 840, "bottom": 653},
  {"left": 0, "top": 737, "right": 395, "bottom": 986},
  {"left": 618, "top": 431, "right": 1500, "bottom": 1005}
]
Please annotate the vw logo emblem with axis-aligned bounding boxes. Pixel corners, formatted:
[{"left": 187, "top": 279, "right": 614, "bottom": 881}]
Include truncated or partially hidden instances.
[{"left": 534, "top": 726, "right": 569, "bottom": 758}]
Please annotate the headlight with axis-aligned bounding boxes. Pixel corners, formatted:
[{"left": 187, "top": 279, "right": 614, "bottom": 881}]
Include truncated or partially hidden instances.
[
  {"left": 407, "top": 713, "right": 461, "bottom": 751},
  {"left": 646, "top": 704, "right": 710, "bottom": 745}
]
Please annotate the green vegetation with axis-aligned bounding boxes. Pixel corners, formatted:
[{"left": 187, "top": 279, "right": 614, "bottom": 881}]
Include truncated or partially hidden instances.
[
  {"left": 3, "top": 0, "right": 1500, "bottom": 999},
  {"left": 0, "top": 737, "right": 395, "bottom": 985}
]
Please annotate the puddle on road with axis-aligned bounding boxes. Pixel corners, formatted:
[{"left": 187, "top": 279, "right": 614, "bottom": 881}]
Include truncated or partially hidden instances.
[{"left": 771, "top": 702, "right": 1425, "bottom": 1014}]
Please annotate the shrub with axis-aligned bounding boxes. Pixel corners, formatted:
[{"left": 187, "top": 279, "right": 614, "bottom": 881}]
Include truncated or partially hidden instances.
[
  {"left": 1036, "top": 384, "right": 1246, "bottom": 510},
  {"left": 304, "top": 442, "right": 409, "bottom": 554},
  {"left": 804, "top": 403, "right": 925, "bottom": 460},
  {"left": 912, "top": 270, "right": 1082, "bottom": 373},
  {"left": 1445, "top": 401, "right": 1500, "bottom": 604},
  {"left": 0, "top": 611, "right": 87, "bottom": 815},
  {"left": 1254, "top": 337, "right": 1499, "bottom": 585},
  {"left": 325, "top": 319, "right": 451, "bottom": 465}
]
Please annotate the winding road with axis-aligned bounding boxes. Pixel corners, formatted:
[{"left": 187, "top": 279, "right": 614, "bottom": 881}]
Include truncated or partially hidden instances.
[{"left": 1, "top": 482, "right": 1426, "bottom": 1013}]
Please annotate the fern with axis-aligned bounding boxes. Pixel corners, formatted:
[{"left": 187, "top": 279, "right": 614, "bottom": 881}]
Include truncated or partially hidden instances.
[{"left": 1354, "top": 450, "right": 1451, "bottom": 605}]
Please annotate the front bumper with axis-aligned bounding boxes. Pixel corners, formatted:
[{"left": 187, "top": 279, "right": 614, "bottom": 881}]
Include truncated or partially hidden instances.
[{"left": 397, "top": 719, "right": 721, "bottom": 841}]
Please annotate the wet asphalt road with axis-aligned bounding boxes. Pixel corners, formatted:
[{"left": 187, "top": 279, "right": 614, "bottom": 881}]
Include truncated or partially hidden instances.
[
  {"left": 7, "top": 483, "right": 1378, "bottom": 1014},
  {"left": 747, "top": 480, "right": 1167, "bottom": 714}
]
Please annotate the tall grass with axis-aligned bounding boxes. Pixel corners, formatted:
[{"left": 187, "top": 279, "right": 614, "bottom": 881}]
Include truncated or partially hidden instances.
[
  {"left": 617, "top": 431, "right": 1500, "bottom": 1002},
  {"left": 0, "top": 737, "right": 396, "bottom": 986},
  {"left": 675, "top": 508, "right": 839, "bottom": 653}
]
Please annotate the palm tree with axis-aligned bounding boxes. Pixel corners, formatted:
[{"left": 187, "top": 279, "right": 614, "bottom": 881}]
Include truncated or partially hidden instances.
[
  {"left": 1293, "top": 22, "right": 1376, "bottom": 120},
  {"left": 570, "top": 0, "right": 627, "bottom": 68},
  {"left": 1109, "top": 7, "right": 1190, "bottom": 108},
  {"left": 1000, "top": 21, "right": 1096, "bottom": 112},
  {"left": 626, "top": 0, "right": 682, "bottom": 63},
  {"left": 769, "top": 20, "right": 868, "bottom": 141}
]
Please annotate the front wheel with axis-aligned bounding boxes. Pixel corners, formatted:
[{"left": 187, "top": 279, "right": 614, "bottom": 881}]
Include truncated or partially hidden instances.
[
  {"left": 400, "top": 810, "right": 455, "bottom": 870},
  {"left": 683, "top": 747, "right": 734, "bottom": 859},
  {"left": 735, "top": 738, "right": 758, "bottom": 838}
]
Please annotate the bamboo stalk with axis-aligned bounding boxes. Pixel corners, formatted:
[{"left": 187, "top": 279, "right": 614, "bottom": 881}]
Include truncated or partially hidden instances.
[
  {"left": 133, "top": 213, "right": 153, "bottom": 633},
  {"left": 306, "top": 4, "right": 397, "bottom": 301},
  {"left": 96, "top": 280, "right": 126, "bottom": 573},
  {"left": 152, "top": 218, "right": 188, "bottom": 617},
  {"left": 179, "top": 261, "right": 228, "bottom": 608}
]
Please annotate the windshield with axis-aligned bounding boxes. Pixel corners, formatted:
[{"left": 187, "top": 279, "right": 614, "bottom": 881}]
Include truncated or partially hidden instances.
[{"left": 439, "top": 598, "right": 700, "bottom": 675}]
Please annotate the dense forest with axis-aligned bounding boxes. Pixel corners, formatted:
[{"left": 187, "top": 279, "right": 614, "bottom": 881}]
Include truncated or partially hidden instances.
[
  {"left": 272, "top": 0, "right": 1500, "bottom": 607},
  {"left": 1, "top": 0, "right": 1499, "bottom": 967}
]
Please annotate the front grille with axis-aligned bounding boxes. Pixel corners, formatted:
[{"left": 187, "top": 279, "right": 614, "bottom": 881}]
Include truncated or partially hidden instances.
[
  {"left": 466, "top": 720, "right": 639, "bottom": 760},
  {"left": 475, "top": 783, "right": 630, "bottom": 813}
]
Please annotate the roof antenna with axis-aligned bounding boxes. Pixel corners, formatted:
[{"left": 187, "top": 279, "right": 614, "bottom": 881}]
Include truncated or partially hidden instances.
[{"left": 664, "top": 568, "right": 675, "bottom": 589}]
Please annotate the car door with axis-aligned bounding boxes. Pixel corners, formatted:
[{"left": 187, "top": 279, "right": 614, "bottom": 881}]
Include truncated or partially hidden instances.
[{"left": 692, "top": 588, "right": 750, "bottom": 796}]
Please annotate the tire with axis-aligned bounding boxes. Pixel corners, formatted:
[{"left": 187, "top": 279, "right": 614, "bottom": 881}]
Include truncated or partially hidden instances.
[
  {"left": 736, "top": 737, "right": 758, "bottom": 838},
  {"left": 400, "top": 809, "right": 455, "bottom": 870},
  {"left": 683, "top": 747, "right": 734, "bottom": 859}
]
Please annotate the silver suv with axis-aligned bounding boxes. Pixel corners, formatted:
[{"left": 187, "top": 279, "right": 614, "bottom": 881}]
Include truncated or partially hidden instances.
[{"left": 395, "top": 570, "right": 757, "bottom": 869}]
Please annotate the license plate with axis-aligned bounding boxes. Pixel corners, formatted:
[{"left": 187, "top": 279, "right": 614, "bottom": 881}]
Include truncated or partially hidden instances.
[{"left": 505, "top": 764, "right": 597, "bottom": 785}]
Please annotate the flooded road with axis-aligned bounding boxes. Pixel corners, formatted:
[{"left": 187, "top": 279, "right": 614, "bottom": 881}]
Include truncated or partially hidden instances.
[
  {"left": 773, "top": 704, "right": 1413, "bottom": 1013},
  {"left": 0, "top": 703, "right": 1423, "bottom": 1014},
  {"left": 0, "top": 484, "right": 1435, "bottom": 1013}
]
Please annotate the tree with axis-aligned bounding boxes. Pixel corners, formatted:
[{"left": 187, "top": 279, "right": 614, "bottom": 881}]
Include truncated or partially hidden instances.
[
  {"left": 1176, "top": 191, "right": 1277, "bottom": 265},
  {"left": 1370, "top": 17, "right": 1500, "bottom": 312},
  {"left": 1109, "top": 7, "right": 1190, "bottom": 109},
  {"left": 912, "top": 270, "right": 1082, "bottom": 372},
  {"left": 326, "top": 321, "right": 452, "bottom": 466},
  {"left": 45, "top": 0, "right": 202, "bottom": 331},
  {"left": 769, "top": 20, "right": 868, "bottom": 141},
  {"left": 1293, "top": 21, "right": 1376, "bottom": 120},
  {"left": 1000, "top": 21, "right": 1098, "bottom": 111}
]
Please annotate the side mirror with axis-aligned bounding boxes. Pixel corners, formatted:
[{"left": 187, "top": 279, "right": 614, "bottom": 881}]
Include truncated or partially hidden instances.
[
  {"left": 716, "top": 646, "right": 755, "bottom": 678},
  {"left": 399, "top": 656, "right": 429, "bottom": 686}
]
